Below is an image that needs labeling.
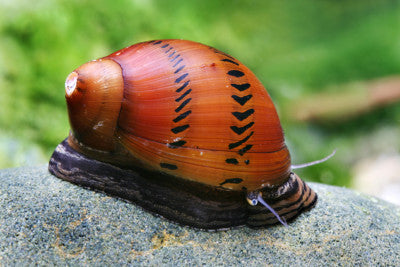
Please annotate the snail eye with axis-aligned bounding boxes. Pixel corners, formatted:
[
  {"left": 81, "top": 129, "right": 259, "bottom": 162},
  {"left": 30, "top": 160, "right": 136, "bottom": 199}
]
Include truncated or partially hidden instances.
[{"left": 246, "top": 196, "right": 258, "bottom": 206}]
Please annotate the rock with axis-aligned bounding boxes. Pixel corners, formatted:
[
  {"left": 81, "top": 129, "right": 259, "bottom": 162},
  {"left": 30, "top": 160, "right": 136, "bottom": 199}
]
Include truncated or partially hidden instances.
[{"left": 0, "top": 165, "right": 399, "bottom": 265}]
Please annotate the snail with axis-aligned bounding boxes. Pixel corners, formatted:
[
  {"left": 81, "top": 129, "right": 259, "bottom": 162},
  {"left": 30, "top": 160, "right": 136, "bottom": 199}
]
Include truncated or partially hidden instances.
[{"left": 49, "top": 39, "right": 334, "bottom": 230}]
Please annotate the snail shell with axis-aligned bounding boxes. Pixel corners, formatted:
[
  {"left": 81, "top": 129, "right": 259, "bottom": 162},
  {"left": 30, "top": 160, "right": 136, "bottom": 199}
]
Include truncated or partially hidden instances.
[{"left": 49, "top": 39, "right": 317, "bottom": 229}]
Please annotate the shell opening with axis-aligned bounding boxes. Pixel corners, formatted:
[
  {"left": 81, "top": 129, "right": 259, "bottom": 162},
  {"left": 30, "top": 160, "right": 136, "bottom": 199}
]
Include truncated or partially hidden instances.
[{"left": 65, "top": 71, "right": 78, "bottom": 97}]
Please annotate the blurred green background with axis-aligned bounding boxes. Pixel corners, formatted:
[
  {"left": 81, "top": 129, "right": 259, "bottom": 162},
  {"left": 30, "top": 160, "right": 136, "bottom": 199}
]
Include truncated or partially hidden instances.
[{"left": 0, "top": 0, "right": 399, "bottom": 194}]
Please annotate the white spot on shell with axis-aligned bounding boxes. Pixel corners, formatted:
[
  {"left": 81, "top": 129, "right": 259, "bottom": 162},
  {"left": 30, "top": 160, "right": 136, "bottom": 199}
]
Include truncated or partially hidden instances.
[
  {"left": 65, "top": 72, "right": 78, "bottom": 96},
  {"left": 93, "top": 121, "right": 104, "bottom": 130},
  {"left": 200, "top": 151, "right": 204, "bottom": 156},
  {"left": 115, "top": 51, "right": 121, "bottom": 56}
]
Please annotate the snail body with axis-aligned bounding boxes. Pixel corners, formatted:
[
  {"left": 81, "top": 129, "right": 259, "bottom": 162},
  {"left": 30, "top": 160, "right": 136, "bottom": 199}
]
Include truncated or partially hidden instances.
[{"left": 49, "top": 39, "right": 318, "bottom": 229}]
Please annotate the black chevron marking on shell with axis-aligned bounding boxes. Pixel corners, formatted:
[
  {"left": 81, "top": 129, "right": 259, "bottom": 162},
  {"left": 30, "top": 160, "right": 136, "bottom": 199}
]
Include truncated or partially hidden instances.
[
  {"left": 170, "top": 54, "right": 180, "bottom": 62},
  {"left": 175, "top": 73, "right": 188, "bottom": 83},
  {"left": 212, "top": 48, "right": 236, "bottom": 60},
  {"left": 229, "top": 132, "right": 254, "bottom": 149},
  {"left": 164, "top": 47, "right": 173, "bottom": 53},
  {"left": 153, "top": 40, "right": 162, "bottom": 45},
  {"left": 171, "top": 124, "right": 190, "bottom": 134},
  {"left": 231, "top": 83, "right": 250, "bottom": 91},
  {"left": 168, "top": 51, "right": 176, "bottom": 58},
  {"left": 166, "top": 52, "right": 192, "bottom": 140},
  {"left": 231, "top": 95, "right": 253, "bottom": 106},
  {"left": 220, "top": 178, "right": 243, "bottom": 186},
  {"left": 227, "top": 70, "right": 245, "bottom": 77},
  {"left": 174, "top": 65, "right": 185, "bottom": 74},
  {"left": 167, "top": 140, "right": 187, "bottom": 148},
  {"left": 175, "top": 89, "right": 192, "bottom": 102},
  {"left": 160, "top": 163, "right": 178, "bottom": 170},
  {"left": 225, "top": 158, "right": 239, "bottom": 165},
  {"left": 230, "top": 122, "right": 254, "bottom": 135},
  {"left": 173, "top": 110, "right": 192, "bottom": 123},
  {"left": 173, "top": 58, "right": 183, "bottom": 67},
  {"left": 161, "top": 44, "right": 169, "bottom": 48},
  {"left": 238, "top": 145, "right": 253, "bottom": 155},
  {"left": 221, "top": 58, "right": 239, "bottom": 65},
  {"left": 175, "top": 98, "right": 191, "bottom": 113},
  {"left": 232, "top": 109, "right": 254, "bottom": 121},
  {"left": 176, "top": 80, "right": 189, "bottom": 92}
]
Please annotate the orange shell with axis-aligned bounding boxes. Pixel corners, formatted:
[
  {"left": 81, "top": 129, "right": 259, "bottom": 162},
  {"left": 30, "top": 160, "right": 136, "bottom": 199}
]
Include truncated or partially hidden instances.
[{"left": 66, "top": 39, "right": 291, "bottom": 191}]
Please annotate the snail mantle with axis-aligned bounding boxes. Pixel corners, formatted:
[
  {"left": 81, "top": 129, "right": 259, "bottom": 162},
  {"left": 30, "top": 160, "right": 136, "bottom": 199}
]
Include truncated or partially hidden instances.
[{"left": 0, "top": 165, "right": 399, "bottom": 265}]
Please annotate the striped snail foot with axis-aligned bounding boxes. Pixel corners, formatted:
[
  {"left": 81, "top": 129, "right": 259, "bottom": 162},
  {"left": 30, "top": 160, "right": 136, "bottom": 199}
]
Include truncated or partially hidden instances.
[
  {"left": 48, "top": 139, "right": 317, "bottom": 230},
  {"left": 247, "top": 173, "right": 318, "bottom": 228}
]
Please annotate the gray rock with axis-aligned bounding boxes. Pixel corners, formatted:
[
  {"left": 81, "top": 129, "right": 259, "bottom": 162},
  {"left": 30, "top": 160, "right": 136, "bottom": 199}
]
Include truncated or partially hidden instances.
[{"left": 0, "top": 165, "right": 399, "bottom": 265}]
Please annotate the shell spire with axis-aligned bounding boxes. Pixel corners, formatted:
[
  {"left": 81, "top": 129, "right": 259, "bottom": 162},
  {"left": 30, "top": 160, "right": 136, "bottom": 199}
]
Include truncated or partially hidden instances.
[{"left": 65, "top": 59, "right": 124, "bottom": 151}]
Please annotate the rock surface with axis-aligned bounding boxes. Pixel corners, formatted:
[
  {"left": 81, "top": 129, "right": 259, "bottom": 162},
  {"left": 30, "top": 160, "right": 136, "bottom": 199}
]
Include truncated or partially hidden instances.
[{"left": 0, "top": 165, "right": 399, "bottom": 265}]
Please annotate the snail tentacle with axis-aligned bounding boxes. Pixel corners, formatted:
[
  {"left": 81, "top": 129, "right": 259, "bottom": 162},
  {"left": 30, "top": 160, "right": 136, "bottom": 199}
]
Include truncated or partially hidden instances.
[
  {"left": 246, "top": 192, "right": 288, "bottom": 227},
  {"left": 291, "top": 149, "right": 336, "bottom": 170}
]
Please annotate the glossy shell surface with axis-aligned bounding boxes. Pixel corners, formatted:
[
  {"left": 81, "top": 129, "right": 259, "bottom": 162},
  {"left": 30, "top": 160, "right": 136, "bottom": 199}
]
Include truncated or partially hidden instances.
[{"left": 67, "top": 39, "right": 291, "bottom": 191}]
